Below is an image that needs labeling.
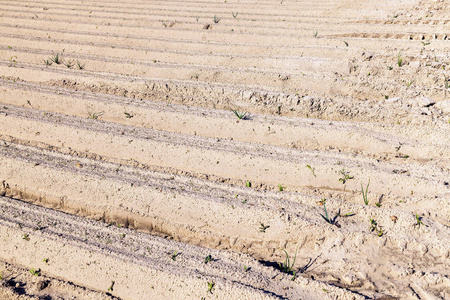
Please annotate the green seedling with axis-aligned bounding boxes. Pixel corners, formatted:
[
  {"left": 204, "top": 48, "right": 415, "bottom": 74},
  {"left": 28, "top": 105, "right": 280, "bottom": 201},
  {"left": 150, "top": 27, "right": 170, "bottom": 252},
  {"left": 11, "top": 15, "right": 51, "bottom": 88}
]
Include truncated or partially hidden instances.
[
  {"left": 370, "top": 218, "right": 377, "bottom": 230},
  {"left": 44, "top": 59, "right": 52, "bottom": 66},
  {"left": 232, "top": 108, "right": 247, "bottom": 120},
  {"left": 361, "top": 180, "right": 370, "bottom": 205},
  {"left": 370, "top": 219, "right": 383, "bottom": 236},
  {"left": 124, "top": 112, "right": 133, "bottom": 119},
  {"left": 207, "top": 282, "right": 215, "bottom": 294},
  {"left": 108, "top": 281, "right": 115, "bottom": 291},
  {"left": 90, "top": 111, "right": 104, "bottom": 119},
  {"left": 413, "top": 213, "right": 426, "bottom": 228},
  {"left": 339, "top": 169, "right": 354, "bottom": 184},
  {"left": 320, "top": 203, "right": 340, "bottom": 227},
  {"left": 406, "top": 79, "right": 415, "bottom": 88},
  {"left": 341, "top": 212, "right": 355, "bottom": 217},
  {"left": 246, "top": 181, "right": 251, "bottom": 187},
  {"left": 63, "top": 59, "right": 73, "bottom": 68},
  {"left": 422, "top": 41, "right": 430, "bottom": 46},
  {"left": 313, "top": 31, "right": 318, "bottom": 38},
  {"left": 29, "top": 268, "right": 41, "bottom": 276},
  {"left": 306, "top": 165, "right": 316, "bottom": 177},
  {"left": 76, "top": 60, "right": 85, "bottom": 70},
  {"left": 278, "top": 248, "right": 297, "bottom": 274},
  {"left": 397, "top": 52, "right": 403, "bottom": 67},
  {"left": 43, "top": 258, "right": 49, "bottom": 264},
  {"left": 317, "top": 198, "right": 326, "bottom": 206},
  {"left": 171, "top": 251, "right": 180, "bottom": 261},
  {"left": 232, "top": 12, "right": 238, "bottom": 18},
  {"left": 213, "top": 15, "right": 220, "bottom": 23},
  {"left": 291, "top": 271, "right": 297, "bottom": 281},
  {"left": 204, "top": 255, "right": 213, "bottom": 264},
  {"left": 244, "top": 265, "right": 248, "bottom": 272},
  {"left": 259, "top": 223, "right": 270, "bottom": 232},
  {"left": 22, "top": 234, "right": 30, "bottom": 241},
  {"left": 278, "top": 184, "right": 284, "bottom": 191},
  {"left": 50, "top": 52, "right": 63, "bottom": 64},
  {"left": 375, "top": 202, "right": 381, "bottom": 207},
  {"left": 9, "top": 56, "right": 17, "bottom": 67},
  {"left": 344, "top": 41, "right": 348, "bottom": 47}
]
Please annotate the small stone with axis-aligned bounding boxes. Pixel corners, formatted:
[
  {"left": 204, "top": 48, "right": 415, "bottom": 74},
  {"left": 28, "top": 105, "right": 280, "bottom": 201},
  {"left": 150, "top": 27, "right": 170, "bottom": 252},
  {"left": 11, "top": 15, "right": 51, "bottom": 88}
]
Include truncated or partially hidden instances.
[
  {"left": 409, "top": 61, "right": 420, "bottom": 68},
  {"left": 412, "top": 97, "right": 435, "bottom": 107},
  {"left": 435, "top": 100, "right": 450, "bottom": 114},
  {"left": 242, "top": 90, "right": 254, "bottom": 100},
  {"left": 431, "top": 61, "right": 442, "bottom": 68},
  {"left": 342, "top": 274, "right": 356, "bottom": 285},
  {"left": 420, "top": 107, "right": 430, "bottom": 115},
  {"left": 385, "top": 97, "right": 400, "bottom": 103}
]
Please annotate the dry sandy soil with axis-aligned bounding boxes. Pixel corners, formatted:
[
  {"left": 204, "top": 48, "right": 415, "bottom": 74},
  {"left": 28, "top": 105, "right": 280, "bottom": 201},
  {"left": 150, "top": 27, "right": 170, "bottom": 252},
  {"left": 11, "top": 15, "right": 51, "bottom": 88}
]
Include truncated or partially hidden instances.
[{"left": 0, "top": 0, "right": 449, "bottom": 299}]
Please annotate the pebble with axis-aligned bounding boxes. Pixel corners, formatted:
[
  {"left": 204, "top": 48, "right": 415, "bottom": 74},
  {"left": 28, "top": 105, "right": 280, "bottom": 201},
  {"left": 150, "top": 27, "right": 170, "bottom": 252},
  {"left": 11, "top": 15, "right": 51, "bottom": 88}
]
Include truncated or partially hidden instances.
[{"left": 435, "top": 100, "right": 450, "bottom": 113}]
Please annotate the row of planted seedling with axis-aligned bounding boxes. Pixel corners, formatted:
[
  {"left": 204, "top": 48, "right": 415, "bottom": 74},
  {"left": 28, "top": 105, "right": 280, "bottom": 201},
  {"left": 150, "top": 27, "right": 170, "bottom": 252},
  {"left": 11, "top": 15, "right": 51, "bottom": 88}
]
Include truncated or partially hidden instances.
[{"left": 44, "top": 51, "right": 85, "bottom": 70}]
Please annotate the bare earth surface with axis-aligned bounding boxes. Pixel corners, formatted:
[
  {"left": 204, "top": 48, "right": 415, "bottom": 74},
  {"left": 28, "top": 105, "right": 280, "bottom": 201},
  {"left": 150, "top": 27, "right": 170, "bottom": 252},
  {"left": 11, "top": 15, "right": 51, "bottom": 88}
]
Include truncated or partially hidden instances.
[{"left": 0, "top": 0, "right": 449, "bottom": 299}]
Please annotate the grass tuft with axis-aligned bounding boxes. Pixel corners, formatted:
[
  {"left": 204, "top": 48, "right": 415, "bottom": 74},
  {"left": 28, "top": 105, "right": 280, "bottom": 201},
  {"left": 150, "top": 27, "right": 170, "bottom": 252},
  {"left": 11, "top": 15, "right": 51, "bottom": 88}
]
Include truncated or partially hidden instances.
[
  {"left": 259, "top": 223, "right": 269, "bottom": 232},
  {"left": 413, "top": 213, "right": 426, "bottom": 228},
  {"left": 50, "top": 52, "right": 64, "bottom": 64},
  {"left": 232, "top": 108, "right": 248, "bottom": 120},
  {"left": 207, "top": 282, "right": 215, "bottom": 294},
  {"left": 320, "top": 203, "right": 340, "bottom": 227},
  {"left": 76, "top": 60, "right": 85, "bottom": 70},
  {"left": 361, "top": 179, "right": 370, "bottom": 205},
  {"left": 397, "top": 52, "right": 403, "bottom": 67},
  {"left": 306, "top": 164, "right": 316, "bottom": 177},
  {"left": 204, "top": 255, "right": 213, "bottom": 264},
  {"left": 63, "top": 59, "right": 73, "bottom": 68},
  {"left": 279, "top": 248, "right": 298, "bottom": 280},
  {"left": 29, "top": 268, "right": 41, "bottom": 276},
  {"left": 339, "top": 169, "right": 354, "bottom": 184},
  {"left": 370, "top": 219, "right": 384, "bottom": 236}
]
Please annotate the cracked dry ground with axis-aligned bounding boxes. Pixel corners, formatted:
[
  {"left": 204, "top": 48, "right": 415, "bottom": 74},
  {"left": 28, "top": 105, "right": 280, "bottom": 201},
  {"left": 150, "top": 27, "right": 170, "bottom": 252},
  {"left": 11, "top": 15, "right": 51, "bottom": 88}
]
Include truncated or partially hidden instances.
[{"left": 0, "top": 0, "right": 449, "bottom": 299}]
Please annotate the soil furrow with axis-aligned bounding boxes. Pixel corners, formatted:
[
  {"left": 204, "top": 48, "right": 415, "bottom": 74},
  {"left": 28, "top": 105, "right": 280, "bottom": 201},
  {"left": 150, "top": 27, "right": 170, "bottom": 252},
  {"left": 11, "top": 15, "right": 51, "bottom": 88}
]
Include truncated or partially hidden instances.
[
  {"left": 1, "top": 196, "right": 361, "bottom": 300},
  {"left": 1, "top": 80, "right": 449, "bottom": 160},
  {"left": 0, "top": 138, "right": 448, "bottom": 299},
  {"left": 1, "top": 104, "right": 448, "bottom": 199}
]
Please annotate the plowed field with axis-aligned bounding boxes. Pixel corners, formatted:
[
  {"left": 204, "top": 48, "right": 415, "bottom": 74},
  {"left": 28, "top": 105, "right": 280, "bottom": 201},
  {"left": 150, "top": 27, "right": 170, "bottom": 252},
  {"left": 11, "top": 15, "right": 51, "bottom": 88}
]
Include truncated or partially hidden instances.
[{"left": 0, "top": 0, "right": 449, "bottom": 299}]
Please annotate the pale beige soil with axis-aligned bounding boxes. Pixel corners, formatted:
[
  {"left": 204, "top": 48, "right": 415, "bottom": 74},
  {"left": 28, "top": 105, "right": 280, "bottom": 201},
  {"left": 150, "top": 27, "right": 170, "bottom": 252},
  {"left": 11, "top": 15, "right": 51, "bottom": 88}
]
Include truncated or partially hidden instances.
[{"left": 0, "top": 0, "right": 449, "bottom": 299}]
